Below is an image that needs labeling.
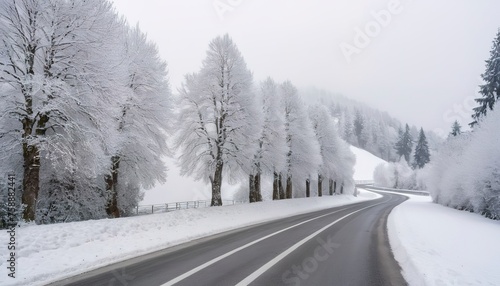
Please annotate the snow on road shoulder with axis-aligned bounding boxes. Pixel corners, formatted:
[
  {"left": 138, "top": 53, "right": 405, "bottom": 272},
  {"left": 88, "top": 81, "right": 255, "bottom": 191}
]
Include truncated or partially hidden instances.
[
  {"left": 0, "top": 191, "right": 380, "bottom": 286},
  {"left": 388, "top": 193, "right": 500, "bottom": 286}
]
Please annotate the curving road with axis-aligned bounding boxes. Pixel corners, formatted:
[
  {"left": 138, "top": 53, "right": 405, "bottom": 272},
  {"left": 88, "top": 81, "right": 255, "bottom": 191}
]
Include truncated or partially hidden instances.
[{"left": 51, "top": 190, "right": 407, "bottom": 286}]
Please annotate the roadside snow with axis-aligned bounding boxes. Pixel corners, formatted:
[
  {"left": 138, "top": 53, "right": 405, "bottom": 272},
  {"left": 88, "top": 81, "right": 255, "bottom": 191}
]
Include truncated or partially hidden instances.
[
  {"left": 0, "top": 190, "right": 380, "bottom": 286},
  {"left": 387, "top": 192, "right": 500, "bottom": 286}
]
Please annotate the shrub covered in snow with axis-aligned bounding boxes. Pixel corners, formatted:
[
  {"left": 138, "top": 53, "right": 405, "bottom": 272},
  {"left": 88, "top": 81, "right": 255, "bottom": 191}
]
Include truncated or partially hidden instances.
[
  {"left": 427, "top": 107, "right": 500, "bottom": 219},
  {"left": 373, "top": 158, "right": 426, "bottom": 190}
]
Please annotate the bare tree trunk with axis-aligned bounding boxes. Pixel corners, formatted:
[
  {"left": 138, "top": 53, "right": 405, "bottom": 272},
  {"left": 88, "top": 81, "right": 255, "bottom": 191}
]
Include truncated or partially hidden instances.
[
  {"left": 279, "top": 173, "right": 285, "bottom": 199},
  {"left": 306, "top": 178, "right": 310, "bottom": 197},
  {"left": 334, "top": 181, "right": 337, "bottom": 195},
  {"left": 286, "top": 175, "right": 292, "bottom": 199},
  {"left": 249, "top": 174, "right": 256, "bottom": 203},
  {"left": 329, "top": 179, "right": 333, "bottom": 196},
  {"left": 22, "top": 143, "right": 40, "bottom": 222},
  {"left": 21, "top": 41, "right": 40, "bottom": 222},
  {"left": 273, "top": 171, "right": 280, "bottom": 200},
  {"left": 318, "top": 174, "right": 323, "bottom": 197},
  {"left": 211, "top": 161, "right": 223, "bottom": 206},
  {"left": 105, "top": 156, "right": 120, "bottom": 218},
  {"left": 254, "top": 172, "right": 262, "bottom": 202},
  {"left": 340, "top": 182, "right": 344, "bottom": 194}
]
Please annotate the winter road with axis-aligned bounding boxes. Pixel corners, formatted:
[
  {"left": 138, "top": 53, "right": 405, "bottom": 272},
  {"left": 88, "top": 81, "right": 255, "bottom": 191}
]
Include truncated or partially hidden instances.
[{"left": 52, "top": 189, "right": 408, "bottom": 286}]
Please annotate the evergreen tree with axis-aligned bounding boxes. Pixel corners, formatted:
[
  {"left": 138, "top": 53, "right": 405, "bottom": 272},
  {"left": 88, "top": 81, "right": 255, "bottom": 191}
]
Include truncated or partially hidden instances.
[
  {"left": 414, "top": 128, "right": 430, "bottom": 169},
  {"left": 395, "top": 124, "right": 413, "bottom": 163},
  {"left": 471, "top": 29, "right": 500, "bottom": 127},
  {"left": 353, "top": 110, "right": 365, "bottom": 147},
  {"left": 450, "top": 120, "right": 462, "bottom": 137}
]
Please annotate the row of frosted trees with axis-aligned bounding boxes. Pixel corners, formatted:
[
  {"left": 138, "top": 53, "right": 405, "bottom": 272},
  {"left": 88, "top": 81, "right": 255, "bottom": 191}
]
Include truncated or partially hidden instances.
[
  {"left": 175, "top": 34, "right": 355, "bottom": 206},
  {"left": 0, "top": 0, "right": 356, "bottom": 224},
  {"left": 0, "top": 0, "right": 171, "bottom": 223}
]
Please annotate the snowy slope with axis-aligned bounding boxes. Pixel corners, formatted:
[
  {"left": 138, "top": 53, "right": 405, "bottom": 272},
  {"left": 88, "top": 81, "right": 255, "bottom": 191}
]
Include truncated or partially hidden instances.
[
  {"left": 386, "top": 191, "right": 500, "bottom": 285},
  {"left": 350, "top": 146, "right": 387, "bottom": 181},
  {"left": 0, "top": 191, "right": 380, "bottom": 286}
]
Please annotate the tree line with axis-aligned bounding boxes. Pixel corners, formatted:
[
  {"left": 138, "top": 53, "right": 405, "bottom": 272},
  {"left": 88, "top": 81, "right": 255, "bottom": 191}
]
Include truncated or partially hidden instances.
[
  {"left": 301, "top": 87, "right": 442, "bottom": 163},
  {"left": 174, "top": 34, "right": 356, "bottom": 207},
  {"left": 0, "top": 1, "right": 356, "bottom": 225}
]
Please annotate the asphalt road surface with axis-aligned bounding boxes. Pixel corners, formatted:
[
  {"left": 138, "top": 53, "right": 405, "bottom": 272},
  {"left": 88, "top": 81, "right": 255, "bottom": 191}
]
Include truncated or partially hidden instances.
[{"left": 52, "top": 190, "right": 408, "bottom": 286}]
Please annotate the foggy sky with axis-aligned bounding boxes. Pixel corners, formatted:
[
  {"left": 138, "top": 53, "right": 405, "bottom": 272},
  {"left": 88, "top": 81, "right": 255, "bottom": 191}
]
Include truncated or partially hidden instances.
[{"left": 111, "top": 0, "right": 500, "bottom": 135}]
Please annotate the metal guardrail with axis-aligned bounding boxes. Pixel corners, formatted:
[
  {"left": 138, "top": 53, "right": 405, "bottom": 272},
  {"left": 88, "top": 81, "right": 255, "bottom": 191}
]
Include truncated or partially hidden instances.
[
  {"left": 135, "top": 181, "right": 375, "bottom": 216},
  {"left": 354, "top": 180, "right": 374, "bottom": 185},
  {"left": 135, "top": 200, "right": 245, "bottom": 215}
]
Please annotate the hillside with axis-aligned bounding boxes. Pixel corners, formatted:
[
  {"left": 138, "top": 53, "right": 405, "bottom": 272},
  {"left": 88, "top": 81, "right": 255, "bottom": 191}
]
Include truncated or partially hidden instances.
[{"left": 350, "top": 146, "right": 387, "bottom": 181}]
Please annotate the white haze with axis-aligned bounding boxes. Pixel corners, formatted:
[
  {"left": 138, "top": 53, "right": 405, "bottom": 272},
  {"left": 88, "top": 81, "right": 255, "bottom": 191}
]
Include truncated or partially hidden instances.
[{"left": 112, "top": 0, "right": 500, "bottom": 133}]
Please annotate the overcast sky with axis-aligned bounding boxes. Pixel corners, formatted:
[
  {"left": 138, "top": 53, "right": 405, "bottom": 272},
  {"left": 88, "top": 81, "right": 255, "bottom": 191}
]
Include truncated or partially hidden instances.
[{"left": 111, "top": 0, "right": 500, "bottom": 135}]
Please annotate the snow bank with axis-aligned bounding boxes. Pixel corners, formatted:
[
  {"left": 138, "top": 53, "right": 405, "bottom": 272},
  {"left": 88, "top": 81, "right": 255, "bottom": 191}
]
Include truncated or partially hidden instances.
[
  {"left": 388, "top": 193, "right": 500, "bottom": 285},
  {"left": 0, "top": 190, "right": 380, "bottom": 286}
]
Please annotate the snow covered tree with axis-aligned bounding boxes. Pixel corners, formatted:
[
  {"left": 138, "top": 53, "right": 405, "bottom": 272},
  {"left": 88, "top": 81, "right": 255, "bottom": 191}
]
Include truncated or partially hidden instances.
[
  {"left": 0, "top": 0, "right": 172, "bottom": 223},
  {"left": 428, "top": 105, "right": 500, "bottom": 219},
  {"left": 450, "top": 120, "right": 462, "bottom": 137},
  {"left": 395, "top": 124, "right": 413, "bottom": 164},
  {"left": 471, "top": 29, "right": 500, "bottom": 127},
  {"left": 0, "top": 0, "right": 124, "bottom": 221},
  {"left": 413, "top": 128, "right": 430, "bottom": 169},
  {"left": 175, "top": 34, "right": 258, "bottom": 206},
  {"left": 309, "top": 104, "right": 342, "bottom": 197},
  {"left": 281, "top": 81, "right": 321, "bottom": 198},
  {"left": 353, "top": 110, "right": 366, "bottom": 147},
  {"left": 105, "top": 25, "right": 172, "bottom": 217},
  {"left": 341, "top": 110, "right": 355, "bottom": 143},
  {"left": 250, "top": 77, "right": 286, "bottom": 202}
]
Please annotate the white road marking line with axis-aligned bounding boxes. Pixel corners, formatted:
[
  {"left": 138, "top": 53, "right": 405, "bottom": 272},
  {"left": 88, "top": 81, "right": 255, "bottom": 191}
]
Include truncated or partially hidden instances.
[
  {"left": 160, "top": 207, "right": 352, "bottom": 286},
  {"left": 235, "top": 200, "right": 388, "bottom": 286}
]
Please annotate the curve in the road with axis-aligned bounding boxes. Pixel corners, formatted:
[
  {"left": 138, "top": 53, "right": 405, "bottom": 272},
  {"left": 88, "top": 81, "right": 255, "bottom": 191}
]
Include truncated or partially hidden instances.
[{"left": 52, "top": 191, "right": 407, "bottom": 286}]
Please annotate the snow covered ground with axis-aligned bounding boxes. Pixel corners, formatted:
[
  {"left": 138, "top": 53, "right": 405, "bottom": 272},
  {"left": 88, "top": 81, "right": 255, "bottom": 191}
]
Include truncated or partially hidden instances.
[
  {"left": 0, "top": 190, "right": 380, "bottom": 286},
  {"left": 387, "top": 191, "right": 500, "bottom": 286}
]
